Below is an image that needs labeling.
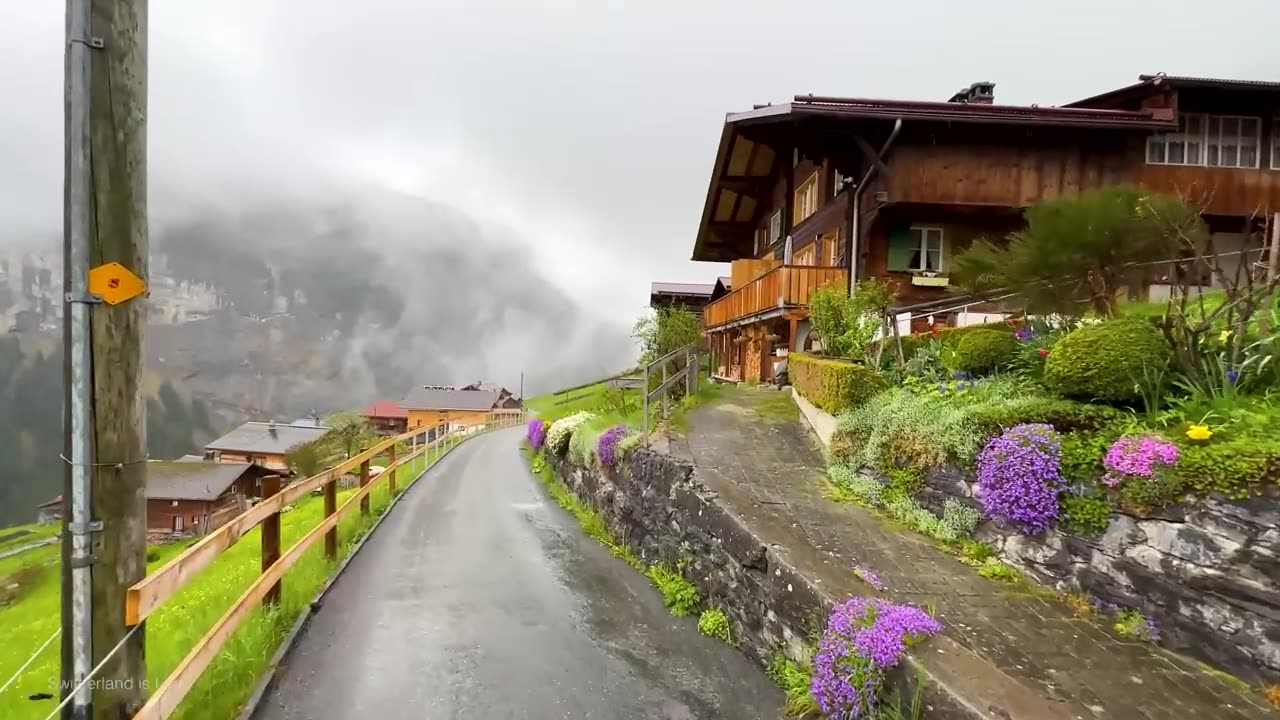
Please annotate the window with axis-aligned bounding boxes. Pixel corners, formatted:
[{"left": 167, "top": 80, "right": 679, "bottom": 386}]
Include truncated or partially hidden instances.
[
  {"left": 793, "top": 173, "right": 819, "bottom": 224},
  {"left": 174, "top": 515, "right": 184, "bottom": 532},
  {"left": 768, "top": 210, "right": 782, "bottom": 245},
  {"left": 1207, "top": 116, "right": 1260, "bottom": 168},
  {"left": 833, "top": 169, "right": 848, "bottom": 196},
  {"left": 1147, "top": 113, "right": 1205, "bottom": 165},
  {"left": 1147, "top": 113, "right": 1261, "bottom": 169},
  {"left": 1274, "top": 118, "right": 1280, "bottom": 169},
  {"left": 887, "top": 226, "right": 944, "bottom": 273}
]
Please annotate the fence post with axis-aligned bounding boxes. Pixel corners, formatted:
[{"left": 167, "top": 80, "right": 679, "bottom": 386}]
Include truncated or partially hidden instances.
[
  {"left": 324, "top": 475, "right": 337, "bottom": 560},
  {"left": 387, "top": 442, "right": 397, "bottom": 496},
  {"left": 261, "top": 474, "right": 282, "bottom": 606},
  {"left": 642, "top": 363, "right": 650, "bottom": 442},
  {"left": 411, "top": 431, "right": 418, "bottom": 475},
  {"left": 662, "top": 362, "right": 669, "bottom": 424},
  {"left": 360, "top": 451, "right": 372, "bottom": 516}
]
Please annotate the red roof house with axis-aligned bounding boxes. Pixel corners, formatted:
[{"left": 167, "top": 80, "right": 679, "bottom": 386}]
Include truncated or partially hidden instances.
[{"left": 360, "top": 401, "right": 409, "bottom": 435}]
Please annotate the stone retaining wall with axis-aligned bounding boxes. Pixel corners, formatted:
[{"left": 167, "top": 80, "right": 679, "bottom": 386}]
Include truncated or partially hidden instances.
[
  {"left": 918, "top": 466, "right": 1280, "bottom": 684},
  {"left": 546, "top": 448, "right": 824, "bottom": 669}
]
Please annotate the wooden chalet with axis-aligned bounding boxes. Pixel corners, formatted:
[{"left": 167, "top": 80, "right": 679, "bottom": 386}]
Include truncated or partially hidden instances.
[
  {"left": 649, "top": 281, "right": 716, "bottom": 313},
  {"left": 693, "top": 74, "right": 1280, "bottom": 383}
]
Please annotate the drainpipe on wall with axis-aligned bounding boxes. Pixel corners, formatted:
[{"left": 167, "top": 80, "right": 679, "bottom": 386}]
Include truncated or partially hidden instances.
[{"left": 848, "top": 118, "right": 903, "bottom": 297}]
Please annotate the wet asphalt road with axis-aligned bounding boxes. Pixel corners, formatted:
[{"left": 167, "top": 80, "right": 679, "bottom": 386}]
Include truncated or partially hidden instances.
[{"left": 254, "top": 428, "right": 783, "bottom": 720}]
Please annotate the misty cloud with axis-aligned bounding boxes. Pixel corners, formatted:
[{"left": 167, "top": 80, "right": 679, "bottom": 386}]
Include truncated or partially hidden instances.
[{"left": 2, "top": 0, "right": 1279, "bottom": 399}]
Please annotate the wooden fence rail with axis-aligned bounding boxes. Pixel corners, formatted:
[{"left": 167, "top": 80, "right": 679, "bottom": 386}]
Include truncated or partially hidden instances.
[{"left": 127, "top": 411, "right": 526, "bottom": 720}]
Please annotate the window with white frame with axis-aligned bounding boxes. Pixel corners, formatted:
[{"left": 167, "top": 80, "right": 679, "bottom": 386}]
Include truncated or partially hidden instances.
[
  {"left": 1271, "top": 117, "right": 1280, "bottom": 169},
  {"left": 1147, "top": 113, "right": 1262, "bottom": 169},
  {"left": 909, "top": 227, "right": 944, "bottom": 272},
  {"left": 1147, "top": 113, "right": 1205, "bottom": 165},
  {"left": 768, "top": 210, "right": 782, "bottom": 245},
  {"left": 1207, "top": 116, "right": 1261, "bottom": 168}
]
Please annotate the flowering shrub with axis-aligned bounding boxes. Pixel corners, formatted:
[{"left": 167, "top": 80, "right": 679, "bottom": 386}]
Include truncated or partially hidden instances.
[
  {"left": 596, "top": 424, "right": 629, "bottom": 468},
  {"left": 811, "top": 596, "right": 942, "bottom": 718},
  {"left": 975, "top": 423, "right": 1063, "bottom": 535},
  {"left": 1102, "top": 435, "right": 1179, "bottom": 488},
  {"left": 545, "top": 411, "right": 595, "bottom": 456},
  {"left": 940, "top": 499, "right": 982, "bottom": 538},
  {"left": 526, "top": 418, "right": 548, "bottom": 450},
  {"left": 852, "top": 565, "right": 886, "bottom": 591}
]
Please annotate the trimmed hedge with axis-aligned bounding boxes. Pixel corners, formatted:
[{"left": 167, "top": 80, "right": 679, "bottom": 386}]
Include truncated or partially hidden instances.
[
  {"left": 1043, "top": 318, "right": 1169, "bottom": 403},
  {"left": 954, "top": 329, "right": 1018, "bottom": 375},
  {"left": 899, "top": 322, "right": 1015, "bottom": 360},
  {"left": 791, "top": 352, "right": 886, "bottom": 414}
]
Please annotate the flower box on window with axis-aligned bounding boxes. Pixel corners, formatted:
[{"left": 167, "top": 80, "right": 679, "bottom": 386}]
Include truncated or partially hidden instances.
[{"left": 910, "top": 274, "right": 950, "bottom": 287}]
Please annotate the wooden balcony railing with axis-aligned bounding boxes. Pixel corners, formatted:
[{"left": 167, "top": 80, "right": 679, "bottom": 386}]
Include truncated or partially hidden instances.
[{"left": 703, "top": 265, "right": 848, "bottom": 328}]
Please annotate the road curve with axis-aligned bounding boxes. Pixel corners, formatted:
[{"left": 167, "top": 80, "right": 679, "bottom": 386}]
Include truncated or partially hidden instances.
[{"left": 254, "top": 428, "right": 783, "bottom": 720}]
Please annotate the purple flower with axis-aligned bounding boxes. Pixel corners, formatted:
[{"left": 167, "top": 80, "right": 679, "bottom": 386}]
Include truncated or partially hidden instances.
[
  {"left": 811, "top": 596, "right": 942, "bottom": 718},
  {"left": 1145, "top": 616, "right": 1161, "bottom": 641},
  {"left": 1101, "top": 435, "right": 1179, "bottom": 488},
  {"left": 975, "top": 424, "right": 1063, "bottom": 535},
  {"left": 952, "top": 370, "right": 970, "bottom": 380},
  {"left": 1226, "top": 369, "right": 1240, "bottom": 384},
  {"left": 596, "top": 424, "right": 629, "bottom": 468},
  {"left": 526, "top": 418, "right": 548, "bottom": 450},
  {"left": 853, "top": 565, "right": 886, "bottom": 591},
  {"left": 1014, "top": 325, "right": 1034, "bottom": 341}
]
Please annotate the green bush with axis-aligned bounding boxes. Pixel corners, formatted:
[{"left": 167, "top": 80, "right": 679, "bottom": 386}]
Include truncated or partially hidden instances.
[
  {"left": 1044, "top": 319, "right": 1170, "bottom": 403},
  {"left": 832, "top": 388, "right": 982, "bottom": 471},
  {"left": 697, "top": 608, "right": 733, "bottom": 643},
  {"left": 899, "top": 322, "right": 1015, "bottom": 360},
  {"left": 1175, "top": 431, "right": 1280, "bottom": 500},
  {"left": 646, "top": 562, "right": 701, "bottom": 616},
  {"left": 790, "top": 352, "right": 886, "bottom": 414},
  {"left": 1060, "top": 491, "right": 1112, "bottom": 535},
  {"left": 966, "top": 397, "right": 1126, "bottom": 440},
  {"left": 953, "top": 329, "right": 1018, "bottom": 375}
]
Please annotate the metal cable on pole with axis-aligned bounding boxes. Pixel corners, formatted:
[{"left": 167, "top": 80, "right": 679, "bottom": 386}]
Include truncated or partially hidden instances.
[
  {"left": 0, "top": 629, "right": 60, "bottom": 697},
  {"left": 42, "top": 623, "right": 143, "bottom": 720}
]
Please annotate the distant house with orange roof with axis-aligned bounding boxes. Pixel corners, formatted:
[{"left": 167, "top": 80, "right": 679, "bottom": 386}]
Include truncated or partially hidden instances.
[{"left": 360, "top": 400, "right": 409, "bottom": 435}]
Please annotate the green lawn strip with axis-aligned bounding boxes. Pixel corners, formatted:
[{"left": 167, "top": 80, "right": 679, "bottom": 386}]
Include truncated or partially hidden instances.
[
  {"left": 0, "top": 523, "right": 60, "bottom": 555},
  {"left": 0, "top": 444, "right": 450, "bottom": 720}
]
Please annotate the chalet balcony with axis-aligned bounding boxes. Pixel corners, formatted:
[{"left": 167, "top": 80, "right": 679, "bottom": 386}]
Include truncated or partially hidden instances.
[{"left": 703, "top": 265, "right": 848, "bottom": 330}]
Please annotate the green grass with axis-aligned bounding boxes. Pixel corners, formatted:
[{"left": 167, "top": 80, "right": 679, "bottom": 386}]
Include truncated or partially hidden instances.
[
  {"left": 646, "top": 562, "right": 701, "bottom": 617},
  {"left": 0, "top": 452, "right": 440, "bottom": 720},
  {"left": 698, "top": 608, "right": 733, "bottom": 644},
  {"left": 767, "top": 652, "right": 821, "bottom": 718},
  {"left": 0, "top": 523, "right": 60, "bottom": 556}
]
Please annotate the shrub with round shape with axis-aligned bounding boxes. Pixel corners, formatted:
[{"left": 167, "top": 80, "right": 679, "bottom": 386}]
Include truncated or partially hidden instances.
[
  {"left": 954, "top": 329, "right": 1018, "bottom": 375},
  {"left": 545, "top": 411, "right": 595, "bottom": 456},
  {"left": 1043, "top": 318, "right": 1169, "bottom": 402}
]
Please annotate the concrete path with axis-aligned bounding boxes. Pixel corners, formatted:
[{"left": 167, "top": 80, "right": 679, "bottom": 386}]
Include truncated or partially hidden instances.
[
  {"left": 254, "top": 428, "right": 782, "bottom": 720},
  {"left": 682, "top": 388, "right": 1279, "bottom": 720}
]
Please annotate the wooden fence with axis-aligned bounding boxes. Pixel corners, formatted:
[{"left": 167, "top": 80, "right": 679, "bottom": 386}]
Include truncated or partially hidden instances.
[{"left": 126, "top": 410, "right": 526, "bottom": 720}]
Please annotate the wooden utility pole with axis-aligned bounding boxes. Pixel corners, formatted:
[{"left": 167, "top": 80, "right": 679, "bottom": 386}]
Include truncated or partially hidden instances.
[{"left": 61, "top": 0, "right": 149, "bottom": 718}]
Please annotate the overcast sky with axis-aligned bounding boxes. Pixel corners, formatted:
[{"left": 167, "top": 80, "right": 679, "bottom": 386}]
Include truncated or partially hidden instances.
[{"left": 2, "top": 0, "right": 1278, "bottom": 323}]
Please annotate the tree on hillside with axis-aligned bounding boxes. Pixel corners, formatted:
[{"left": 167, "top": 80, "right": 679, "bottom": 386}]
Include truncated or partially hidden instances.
[
  {"left": 633, "top": 306, "right": 701, "bottom": 366},
  {"left": 322, "top": 410, "right": 378, "bottom": 459},
  {"left": 951, "top": 186, "right": 1206, "bottom": 318}
]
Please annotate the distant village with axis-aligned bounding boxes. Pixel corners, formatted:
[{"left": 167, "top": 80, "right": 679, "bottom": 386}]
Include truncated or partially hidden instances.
[{"left": 36, "top": 380, "right": 523, "bottom": 539}]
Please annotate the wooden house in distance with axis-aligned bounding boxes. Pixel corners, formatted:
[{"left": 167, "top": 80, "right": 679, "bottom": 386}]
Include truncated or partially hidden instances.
[
  {"left": 203, "top": 420, "right": 331, "bottom": 473},
  {"left": 401, "top": 384, "right": 522, "bottom": 433},
  {"left": 693, "top": 73, "right": 1280, "bottom": 383},
  {"left": 360, "top": 400, "right": 410, "bottom": 435},
  {"left": 146, "top": 460, "right": 279, "bottom": 536},
  {"left": 649, "top": 281, "right": 715, "bottom": 314}
]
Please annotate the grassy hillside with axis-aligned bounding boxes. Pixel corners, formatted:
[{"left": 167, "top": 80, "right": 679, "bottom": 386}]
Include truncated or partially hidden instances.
[{"left": 0, "top": 454, "right": 443, "bottom": 720}]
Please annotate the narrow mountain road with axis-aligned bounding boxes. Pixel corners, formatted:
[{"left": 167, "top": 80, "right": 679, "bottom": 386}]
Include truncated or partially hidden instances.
[{"left": 254, "top": 428, "right": 783, "bottom": 720}]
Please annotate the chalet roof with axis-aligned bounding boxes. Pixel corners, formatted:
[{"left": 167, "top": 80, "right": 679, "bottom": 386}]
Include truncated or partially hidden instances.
[
  {"left": 650, "top": 281, "right": 715, "bottom": 297},
  {"left": 711, "top": 277, "right": 733, "bottom": 300},
  {"left": 361, "top": 400, "right": 409, "bottom": 419},
  {"left": 37, "top": 496, "right": 63, "bottom": 509},
  {"left": 205, "top": 421, "right": 330, "bottom": 455},
  {"left": 691, "top": 82, "right": 1180, "bottom": 262},
  {"left": 146, "top": 461, "right": 260, "bottom": 502},
  {"left": 400, "top": 386, "right": 502, "bottom": 412},
  {"left": 1065, "top": 73, "right": 1280, "bottom": 108}
]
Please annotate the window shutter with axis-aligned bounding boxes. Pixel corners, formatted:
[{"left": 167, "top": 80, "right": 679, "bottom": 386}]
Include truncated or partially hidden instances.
[{"left": 886, "top": 227, "right": 915, "bottom": 272}]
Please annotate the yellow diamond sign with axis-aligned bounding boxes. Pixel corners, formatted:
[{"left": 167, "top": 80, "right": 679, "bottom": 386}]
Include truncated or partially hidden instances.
[{"left": 88, "top": 262, "right": 146, "bottom": 305}]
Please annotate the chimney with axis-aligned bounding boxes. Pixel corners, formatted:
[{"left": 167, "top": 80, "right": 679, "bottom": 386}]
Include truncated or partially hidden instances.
[{"left": 966, "top": 81, "right": 995, "bottom": 104}]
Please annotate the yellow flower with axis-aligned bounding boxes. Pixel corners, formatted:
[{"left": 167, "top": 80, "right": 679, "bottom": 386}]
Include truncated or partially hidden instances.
[
  {"left": 1186, "top": 424, "right": 1214, "bottom": 441},
  {"left": 1220, "top": 329, "right": 1233, "bottom": 344}
]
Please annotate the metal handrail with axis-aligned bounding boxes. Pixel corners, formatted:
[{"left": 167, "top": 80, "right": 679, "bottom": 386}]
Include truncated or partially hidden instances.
[{"left": 641, "top": 343, "right": 700, "bottom": 441}]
